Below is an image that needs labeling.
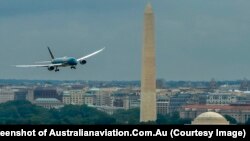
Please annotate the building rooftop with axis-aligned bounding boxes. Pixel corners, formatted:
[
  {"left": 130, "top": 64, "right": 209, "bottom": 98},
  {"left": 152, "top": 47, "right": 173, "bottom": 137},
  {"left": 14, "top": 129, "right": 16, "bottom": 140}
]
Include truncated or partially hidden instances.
[
  {"left": 183, "top": 104, "right": 250, "bottom": 110},
  {"left": 89, "top": 87, "right": 100, "bottom": 91},
  {"left": 63, "top": 91, "right": 70, "bottom": 95},
  {"left": 35, "top": 98, "right": 60, "bottom": 103}
]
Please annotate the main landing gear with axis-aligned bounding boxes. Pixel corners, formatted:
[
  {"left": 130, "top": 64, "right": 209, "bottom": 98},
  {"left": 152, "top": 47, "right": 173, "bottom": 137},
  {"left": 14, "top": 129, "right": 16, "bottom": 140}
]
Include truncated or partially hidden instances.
[
  {"left": 71, "top": 66, "right": 76, "bottom": 69},
  {"left": 55, "top": 67, "right": 59, "bottom": 72}
]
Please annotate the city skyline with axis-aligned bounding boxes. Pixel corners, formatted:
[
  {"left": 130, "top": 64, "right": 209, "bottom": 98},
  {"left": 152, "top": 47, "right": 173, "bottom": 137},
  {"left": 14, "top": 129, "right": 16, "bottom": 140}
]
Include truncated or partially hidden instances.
[{"left": 1, "top": 0, "right": 250, "bottom": 81}]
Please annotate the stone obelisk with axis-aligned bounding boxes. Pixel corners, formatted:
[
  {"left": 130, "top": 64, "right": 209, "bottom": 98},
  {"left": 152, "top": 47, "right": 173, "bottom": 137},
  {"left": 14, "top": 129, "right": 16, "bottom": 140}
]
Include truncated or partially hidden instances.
[{"left": 140, "top": 3, "right": 157, "bottom": 122}]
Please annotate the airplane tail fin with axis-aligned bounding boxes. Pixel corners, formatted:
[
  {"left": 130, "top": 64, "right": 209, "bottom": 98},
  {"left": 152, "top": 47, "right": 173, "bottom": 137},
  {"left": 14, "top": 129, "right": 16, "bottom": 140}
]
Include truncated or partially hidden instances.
[{"left": 47, "top": 46, "right": 55, "bottom": 59}]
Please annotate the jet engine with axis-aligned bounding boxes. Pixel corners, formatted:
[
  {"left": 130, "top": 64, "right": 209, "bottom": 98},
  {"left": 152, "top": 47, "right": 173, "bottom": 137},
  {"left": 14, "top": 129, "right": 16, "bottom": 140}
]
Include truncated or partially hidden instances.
[
  {"left": 80, "top": 60, "right": 87, "bottom": 65},
  {"left": 48, "top": 66, "right": 55, "bottom": 71}
]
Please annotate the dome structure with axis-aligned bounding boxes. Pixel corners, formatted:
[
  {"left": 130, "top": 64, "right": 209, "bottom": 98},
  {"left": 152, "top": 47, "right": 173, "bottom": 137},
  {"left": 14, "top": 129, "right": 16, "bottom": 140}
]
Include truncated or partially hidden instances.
[{"left": 191, "top": 112, "right": 229, "bottom": 125}]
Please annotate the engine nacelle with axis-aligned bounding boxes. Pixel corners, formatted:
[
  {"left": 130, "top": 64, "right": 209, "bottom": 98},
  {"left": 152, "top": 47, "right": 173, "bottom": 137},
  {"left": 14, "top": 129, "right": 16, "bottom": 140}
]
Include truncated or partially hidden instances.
[
  {"left": 80, "top": 60, "right": 87, "bottom": 65},
  {"left": 48, "top": 66, "right": 55, "bottom": 71}
]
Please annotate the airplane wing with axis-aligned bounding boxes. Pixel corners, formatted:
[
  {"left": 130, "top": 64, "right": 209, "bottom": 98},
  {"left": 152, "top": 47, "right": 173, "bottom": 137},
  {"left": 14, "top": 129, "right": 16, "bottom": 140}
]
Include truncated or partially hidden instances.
[
  {"left": 35, "top": 61, "right": 51, "bottom": 64},
  {"left": 77, "top": 47, "right": 105, "bottom": 62},
  {"left": 15, "top": 63, "right": 62, "bottom": 68}
]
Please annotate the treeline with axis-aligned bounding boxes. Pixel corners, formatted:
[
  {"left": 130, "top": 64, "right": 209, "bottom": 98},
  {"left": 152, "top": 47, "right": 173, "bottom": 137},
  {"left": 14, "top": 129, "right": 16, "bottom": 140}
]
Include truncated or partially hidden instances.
[
  {"left": 0, "top": 101, "right": 115, "bottom": 124},
  {"left": 0, "top": 101, "right": 190, "bottom": 124}
]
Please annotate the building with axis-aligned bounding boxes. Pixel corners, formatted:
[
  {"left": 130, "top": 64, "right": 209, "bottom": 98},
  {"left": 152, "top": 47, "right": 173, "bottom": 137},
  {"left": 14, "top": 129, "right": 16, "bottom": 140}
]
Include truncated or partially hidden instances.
[
  {"left": 84, "top": 93, "right": 96, "bottom": 106},
  {"left": 168, "top": 93, "right": 192, "bottom": 114},
  {"left": 128, "top": 93, "right": 140, "bottom": 109},
  {"left": 191, "top": 112, "right": 229, "bottom": 125},
  {"left": 239, "top": 78, "right": 250, "bottom": 91},
  {"left": 14, "top": 89, "right": 28, "bottom": 101},
  {"left": 206, "top": 93, "right": 237, "bottom": 105},
  {"left": 34, "top": 87, "right": 61, "bottom": 101},
  {"left": 209, "top": 78, "right": 218, "bottom": 92},
  {"left": 70, "top": 90, "right": 84, "bottom": 105},
  {"left": 180, "top": 104, "right": 250, "bottom": 124},
  {"left": 237, "top": 93, "right": 250, "bottom": 104},
  {"left": 111, "top": 93, "right": 130, "bottom": 109},
  {"left": 140, "top": 3, "right": 157, "bottom": 122},
  {"left": 34, "top": 98, "right": 64, "bottom": 109},
  {"left": 157, "top": 96, "right": 169, "bottom": 115},
  {"left": 85, "top": 87, "right": 112, "bottom": 106},
  {"left": 62, "top": 90, "right": 85, "bottom": 105},
  {"left": 26, "top": 88, "right": 34, "bottom": 103},
  {"left": 186, "top": 93, "right": 208, "bottom": 105},
  {"left": 89, "top": 105, "right": 125, "bottom": 115},
  {"left": 0, "top": 88, "right": 15, "bottom": 103},
  {"left": 62, "top": 91, "right": 71, "bottom": 105},
  {"left": 95, "top": 91, "right": 111, "bottom": 106}
]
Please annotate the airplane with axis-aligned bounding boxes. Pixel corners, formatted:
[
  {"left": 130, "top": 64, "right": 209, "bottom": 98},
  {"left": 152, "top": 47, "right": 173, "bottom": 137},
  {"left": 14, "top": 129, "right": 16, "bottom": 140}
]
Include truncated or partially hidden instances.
[{"left": 15, "top": 47, "right": 105, "bottom": 72}]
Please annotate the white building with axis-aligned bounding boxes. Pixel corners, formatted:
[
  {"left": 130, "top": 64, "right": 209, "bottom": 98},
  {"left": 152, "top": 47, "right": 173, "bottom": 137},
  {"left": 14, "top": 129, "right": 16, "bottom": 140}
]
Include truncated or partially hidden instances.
[
  {"left": 206, "top": 93, "right": 237, "bottom": 105},
  {"left": 89, "top": 88, "right": 111, "bottom": 106},
  {"left": 89, "top": 105, "right": 125, "bottom": 115},
  {"left": 84, "top": 93, "right": 96, "bottom": 106},
  {"left": 62, "top": 90, "right": 85, "bottom": 105},
  {"left": 34, "top": 98, "right": 63, "bottom": 109},
  {"left": 0, "top": 88, "right": 15, "bottom": 103}
]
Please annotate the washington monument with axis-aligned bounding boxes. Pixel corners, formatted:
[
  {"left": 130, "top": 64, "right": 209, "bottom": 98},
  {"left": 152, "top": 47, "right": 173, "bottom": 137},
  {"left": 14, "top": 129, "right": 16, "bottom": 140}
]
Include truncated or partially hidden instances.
[{"left": 140, "top": 3, "right": 157, "bottom": 122}]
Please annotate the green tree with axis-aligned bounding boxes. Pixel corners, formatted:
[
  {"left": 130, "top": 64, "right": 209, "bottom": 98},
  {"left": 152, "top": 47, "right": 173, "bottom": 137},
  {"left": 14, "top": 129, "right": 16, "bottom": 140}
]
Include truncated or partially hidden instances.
[
  {"left": 0, "top": 101, "right": 192, "bottom": 125},
  {"left": 245, "top": 118, "right": 250, "bottom": 125},
  {"left": 0, "top": 101, "right": 51, "bottom": 124},
  {"left": 0, "top": 101, "right": 116, "bottom": 125},
  {"left": 58, "top": 105, "right": 115, "bottom": 124},
  {"left": 112, "top": 108, "right": 140, "bottom": 124},
  {"left": 224, "top": 115, "right": 237, "bottom": 125},
  {"left": 156, "top": 112, "right": 191, "bottom": 125}
]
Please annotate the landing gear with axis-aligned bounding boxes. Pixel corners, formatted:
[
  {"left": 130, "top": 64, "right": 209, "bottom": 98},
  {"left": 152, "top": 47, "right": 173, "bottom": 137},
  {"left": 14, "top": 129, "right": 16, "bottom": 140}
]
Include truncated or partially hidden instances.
[
  {"left": 55, "top": 67, "right": 59, "bottom": 72},
  {"left": 71, "top": 66, "right": 76, "bottom": 69}
]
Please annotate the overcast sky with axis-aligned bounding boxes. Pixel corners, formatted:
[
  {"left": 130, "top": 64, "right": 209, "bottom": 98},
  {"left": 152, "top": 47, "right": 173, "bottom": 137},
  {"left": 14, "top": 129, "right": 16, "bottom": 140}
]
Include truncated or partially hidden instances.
[{"left": 0, "top": 0, "right": 250, "bottom": 81}]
